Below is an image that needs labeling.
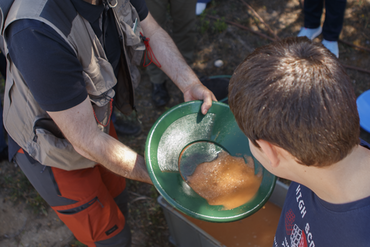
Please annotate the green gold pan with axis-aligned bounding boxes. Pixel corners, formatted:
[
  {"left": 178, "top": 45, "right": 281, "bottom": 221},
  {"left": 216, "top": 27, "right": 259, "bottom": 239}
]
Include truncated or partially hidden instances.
[{"left": 145, "top": 101, "right": 276, "bottom": 222}]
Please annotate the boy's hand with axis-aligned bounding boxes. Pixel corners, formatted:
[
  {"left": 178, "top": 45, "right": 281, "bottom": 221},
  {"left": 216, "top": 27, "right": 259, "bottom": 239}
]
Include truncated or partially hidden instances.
[{"left": 183, "top": 83, "right": 217, "bottom": 115}]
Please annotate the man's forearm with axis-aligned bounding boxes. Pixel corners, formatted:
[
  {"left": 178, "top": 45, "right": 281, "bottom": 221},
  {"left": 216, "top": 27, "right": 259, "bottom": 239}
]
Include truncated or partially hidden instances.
[
  {"left": 79, "top": 131, "right": 152, "bottom": 184},
  {"left": 140, "top": 13, "right": 202, "bottom": 93},
  {"left": 48, "top": 97, "right": 153, "bottom": 185},
  {"left": 140, "top": 13, "right": 216, "bottom": 114}
]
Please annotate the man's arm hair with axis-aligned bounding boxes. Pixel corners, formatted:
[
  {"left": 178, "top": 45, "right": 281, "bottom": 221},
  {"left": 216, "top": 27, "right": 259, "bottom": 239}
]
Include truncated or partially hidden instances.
[
  {"left": 48, "top": 96, "right": 153, "bottom": 184},
  {"left": 140, "top": 13, "right": 217, "bottom": 114}
]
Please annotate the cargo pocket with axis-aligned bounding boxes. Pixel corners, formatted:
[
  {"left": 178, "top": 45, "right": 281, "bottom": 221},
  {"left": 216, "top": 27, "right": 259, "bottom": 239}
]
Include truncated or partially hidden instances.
[
  {"left": 28, "top": 118, "right": 96, "bottom": 171},
  {"left": 53, "top": 186, "right": 126, "bottom": 245},
  {"left": 116, "top": 3, "right": 145, "bottom": 66},
  {"left": 83, "top": 56, "right": 116, "bottom": 101}
]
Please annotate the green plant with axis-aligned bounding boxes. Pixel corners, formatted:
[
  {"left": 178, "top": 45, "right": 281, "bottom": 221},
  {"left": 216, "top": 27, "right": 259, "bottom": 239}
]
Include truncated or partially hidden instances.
[
  {"left": 198, "top": 13, "right": 210, "bottom": 34},
  {"left": 200, "top": 20, "right": 210, "bottom": 34},
  {"left": 213, "top": 17, "right": 228, "bottom": 33}
]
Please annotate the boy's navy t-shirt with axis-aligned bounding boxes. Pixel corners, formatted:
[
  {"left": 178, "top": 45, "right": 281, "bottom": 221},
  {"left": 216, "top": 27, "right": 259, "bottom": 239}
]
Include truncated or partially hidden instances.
[
  {"left": 274, "top": 140, "right": 370, "bottom": 247},
  {"left": 5, "top": 0, "right": 148, "bottom": 161}
]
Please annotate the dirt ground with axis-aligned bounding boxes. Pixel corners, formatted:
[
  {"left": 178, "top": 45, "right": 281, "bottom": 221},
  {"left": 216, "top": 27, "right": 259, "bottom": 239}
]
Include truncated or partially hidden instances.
[{"left": 1, "top": 0, "right": 369, "bottom": 246}]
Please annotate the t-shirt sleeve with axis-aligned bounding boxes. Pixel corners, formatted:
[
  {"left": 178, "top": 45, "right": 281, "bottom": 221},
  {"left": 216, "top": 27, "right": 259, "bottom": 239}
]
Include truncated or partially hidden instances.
[
  {"left": 130, "top": 0, "right": 149, "bottom": 21},
  {"left": 6, "top": 19, "right": 87, "bottom": 112}
]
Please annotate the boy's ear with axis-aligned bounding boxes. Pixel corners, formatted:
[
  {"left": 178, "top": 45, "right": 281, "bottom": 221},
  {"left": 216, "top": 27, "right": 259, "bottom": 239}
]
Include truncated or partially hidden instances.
[{"left": 255, "top": 140, "right": 280, "bottom": 167}]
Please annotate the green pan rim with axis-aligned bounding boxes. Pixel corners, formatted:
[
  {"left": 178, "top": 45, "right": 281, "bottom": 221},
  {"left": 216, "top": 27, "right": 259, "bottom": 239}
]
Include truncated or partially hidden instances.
[{"left": 145, "top": 100, "right": 277, "bottom": 222}]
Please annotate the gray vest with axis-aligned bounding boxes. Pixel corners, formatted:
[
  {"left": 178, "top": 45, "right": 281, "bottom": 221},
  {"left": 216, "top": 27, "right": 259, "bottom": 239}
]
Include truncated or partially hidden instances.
[{"left": 1, "top": 0, "right": 145, "bottom": 170}]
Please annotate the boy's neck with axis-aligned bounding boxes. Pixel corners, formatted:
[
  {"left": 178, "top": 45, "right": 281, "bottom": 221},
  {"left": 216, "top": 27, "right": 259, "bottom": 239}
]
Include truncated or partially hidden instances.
[{"left": 290, "top": 145, "right": 370, "bottom": 204}]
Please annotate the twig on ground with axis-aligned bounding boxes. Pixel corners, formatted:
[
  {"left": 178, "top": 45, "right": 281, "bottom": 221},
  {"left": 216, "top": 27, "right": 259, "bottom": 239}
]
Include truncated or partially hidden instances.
[
  {"left": 339, "top": 39, "right": 370, "bottom": 53},
  {"left": 207, "top": 15, "right": 276, "bottom": 42},
  {"left": 130, "top": 196, "right": 153, "bottom": 204},
  {"left": 342, "top": 64, "right": 370, "bottom": 75},
  {"left": 362, "top": 32, "right": 370, "bottom": 40},
  {"left": 240, "top": 0, "right": 280, "bottom": 41},
  {"left": 226, "top": 27, "right": 254, "bottom": 53},
  {"left": 129, "top": 191, "right": 143, "bottom": 197},
  {"left": 129, "top": 191, "right": 153, "bottom": 203}
]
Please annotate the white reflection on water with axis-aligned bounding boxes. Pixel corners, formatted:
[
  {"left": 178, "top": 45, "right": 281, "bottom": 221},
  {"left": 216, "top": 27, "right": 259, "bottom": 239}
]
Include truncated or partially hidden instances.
[
  {"left": 157, "top": 113, "right": 215, "bottom": 172},
  {"left": 181, "top": 180, "right": 194, "bottom": 196}
]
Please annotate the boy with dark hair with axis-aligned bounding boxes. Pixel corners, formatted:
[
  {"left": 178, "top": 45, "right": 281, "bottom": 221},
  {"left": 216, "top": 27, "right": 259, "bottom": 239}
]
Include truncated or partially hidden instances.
[{"left": 229, "top": 37, "right": 370, "bottom": 246}]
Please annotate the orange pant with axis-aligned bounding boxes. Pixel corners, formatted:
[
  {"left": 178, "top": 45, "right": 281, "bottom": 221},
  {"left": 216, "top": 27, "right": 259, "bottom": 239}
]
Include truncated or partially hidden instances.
[
  {"left": 51, "top": 166, "right": 127, "bottom": 245},
  {"left": 16, "top": 122, "right": 128, "bottom": 246}
]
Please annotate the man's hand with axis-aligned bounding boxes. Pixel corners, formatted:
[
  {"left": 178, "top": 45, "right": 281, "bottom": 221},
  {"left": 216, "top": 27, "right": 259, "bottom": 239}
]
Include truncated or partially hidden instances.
[
  {"left": 182, "top": 83, "right": 217, "bottom": 115},
  {"left": 140, "top": 13, "right": 217, "bottom": 114}
]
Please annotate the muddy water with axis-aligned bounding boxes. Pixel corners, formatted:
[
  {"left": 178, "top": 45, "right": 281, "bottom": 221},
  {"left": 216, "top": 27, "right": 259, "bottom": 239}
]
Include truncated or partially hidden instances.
[
  {"left": 183, "top": 201, "right": 281, "bottom": 247},
  {"left": 186, "top": 151, "right": 262, "bottom": 210}
]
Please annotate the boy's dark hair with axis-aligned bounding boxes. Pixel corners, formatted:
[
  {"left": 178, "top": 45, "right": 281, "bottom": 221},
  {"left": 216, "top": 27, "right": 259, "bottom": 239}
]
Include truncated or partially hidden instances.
[{"left": 229, "top": 37, "right": 360, "bottom": 167}]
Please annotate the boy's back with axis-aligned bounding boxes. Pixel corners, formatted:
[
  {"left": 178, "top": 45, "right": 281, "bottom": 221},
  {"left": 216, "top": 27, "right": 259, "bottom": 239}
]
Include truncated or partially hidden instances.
[{"left": 228, "top": 37, "right": 370, "bottom": 246}]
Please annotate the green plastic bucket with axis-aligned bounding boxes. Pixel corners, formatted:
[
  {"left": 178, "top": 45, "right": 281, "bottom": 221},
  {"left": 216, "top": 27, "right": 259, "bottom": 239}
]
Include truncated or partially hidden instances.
[
  {"left": 145, "top": 101, "right": 276, "bottom": 222},
  {"left": 200, "top": 75, "right": 231, "bottom": 103}
]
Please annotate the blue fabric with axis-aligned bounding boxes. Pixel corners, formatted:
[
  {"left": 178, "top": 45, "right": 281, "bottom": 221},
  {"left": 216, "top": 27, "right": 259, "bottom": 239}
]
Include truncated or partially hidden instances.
[
  {"left": 130, "top": 0, "right": 149, "bottom": 20},
  {"left": 7, "top": 19, "right": 88, "bottom": 112},
  {"left": 274, "top": 179, "right": 370, "bottom": 246},
  {"left": 197, "top": 0, "right": 211, "bottom": 3},
  {"left": 360, "top": 138, "right": 370, "bottom": 149},
  {"left": 303, "top": 0, "right": 346, "bottom": 41}
]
